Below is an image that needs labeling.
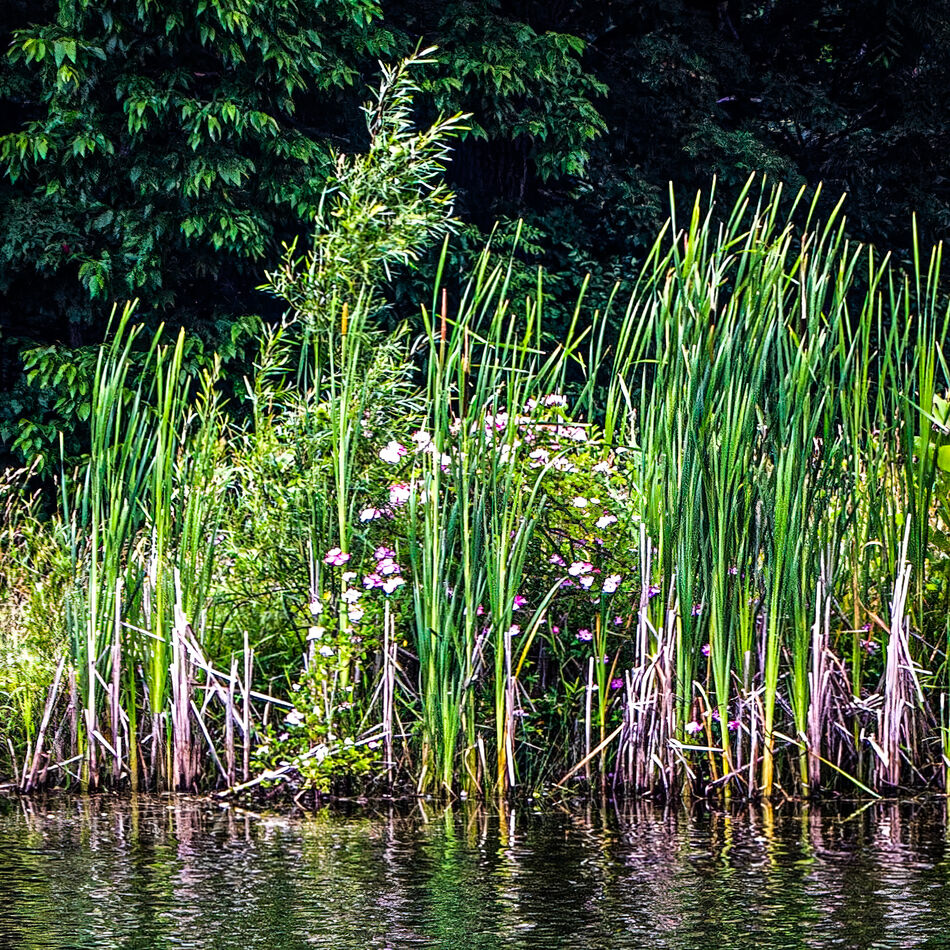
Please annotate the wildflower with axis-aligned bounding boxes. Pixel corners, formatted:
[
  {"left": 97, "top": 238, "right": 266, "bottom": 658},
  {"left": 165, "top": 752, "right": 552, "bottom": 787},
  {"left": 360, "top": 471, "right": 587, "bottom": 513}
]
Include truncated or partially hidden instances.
[
  {"left": 610, "top": 678, "right": 624, "bottom": 690},
  {"left": 592, "top": 460, "right": 612, "bottom": 474},
  {"left": 552, "top": 625, "right": 560, "bottom": 634},
  {"left": 529, "top": 448, "right": 550, "bottom": 466},
  {"left": 318, "top": 645, "right": 334, "bottom": 658},
  {"left": 363, "top": 573, "right": 383, "bottom": 589},
  {"left": 307, "top": 625, "right": 323, "bottom": 641},
  {"left": 342, "top": 571, "right": 357, "bottom": 583},
  {"left": 308, "top": 597, "right": 324, "bottom": 616},
  {"left": 555, "top": 425, "right": 588, "bottom": 442},
  {"left": 684, "top": 721, "right": 702, "bottom": 735},
  {"left": 285, "top": 709, "right": 304, "bottom": 727},
  {"left": 602, "top": 574, "right": 622, "bottom": 594},
  {"left": 648, "top": 584, "right": 661, "bottom": 599},
  {"left": 382, "top": 576, "right": 406, "bottom": 594},
  {"left": 389, "top": 482, "right": 411, "bottom": 506},
  {"left": 727, "top": 719, "right": 740, "bottom": 731},
  {"left": 691, "top": 602, "right": 703, "bottom": 616},
  {"left": 507, "top": 624, "right": 520, "bottom": 637},
  {"left": 513, "top": 595, "right": 527, "bottom": 610},
  {"left": 549, "top": 553, "right": 566, "bottom": 567},
  {"left": 596, "top": 514, "right": 618, "bottom": 529},
  {"left": 568, "top": 560, "right": 593, "bottom": 576},
  {"left": 576, "top": 629, "right": 593, "bottom": 642},
  {"left": 614, "top": 616, "right": 623, "bottom": 626},
  {"left": 347, "top": 606, "right": 365, "bottom": 623},
  {"left": 342, "top": 588, "right": 362, "bottom": 603},
  {"left": 561, "top": 578, "right": 575, "bottom": 588},
  {"left": 379, "top": 441, "right": 407, "bottom": 464},
  {"left": 374, "top": 546, "right": 396, "bottom": 560},
  {"left": 476, "top": 604, "right": 485, "bottom": 616},
  {"left": 542, "top": 393, "right": 567, "bottom": 407},
  {"left": 572, "top": 496, "right": 589, "bottom": 508},
  {"left": 377, "top": 557, "right": 401, "bottom": 576},
  {"left": 360, "top": 506, "right": 386, "bottom": 522},
  {"left": 411, "top": 430, "right": 432, "bottom": 451},
  {"left": 579, "top": 575, "right": 595, "bottom": 590},
  {"left": 701, "top": 643, "right": 711, "bottom": 657},
  {"left": 323, "top": 547, "right": 350, "bottom": 566},
  {"left": 728, "top": 565, "right": 739, "bottom": 576}
]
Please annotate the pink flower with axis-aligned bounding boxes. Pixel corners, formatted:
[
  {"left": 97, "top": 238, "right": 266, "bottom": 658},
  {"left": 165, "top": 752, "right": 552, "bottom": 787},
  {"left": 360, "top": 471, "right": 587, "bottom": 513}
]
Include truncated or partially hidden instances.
[
  {"left": 363, "top": 573, "right": 383, "bottom": 589},
  {"left": 513, "top": 595, "right": 527, "bottom": 610},
  {"left": 377, "top": 557, "right": 401, "bottom": 576},
  {"left": 727, "top": 719, "right": 740, "bottom": 731},
  {"left": 576, "top": 629, "right": 593, "bottom": 642},
  {"left": 360, "top": 506, "right": 386, "bottom": 522},
  {"left": 323, "top": 547, "right": 350, "bottom": 566},
  {"left": 374, "top": 546, "right": 396, "bottom": 560},
  {"left": 610, "top": 678, "right": 624, "bottom": 690},
  {"left": 549, "top": 553, "right": 566, "bottom": 567},
  {"left": 684, "top": 721, "right": 702, "bottom": 735},
  {"left": 379, "top": 441, "right": 407, "bottom": 464},
  {"left": 568, "top": 560, "right": 593, "bottom": 577},
  {"left": 701, "top": 643, "right": 711, "bottom": 656},
  {"left": 476, "top": 604, "right": 485, "bottom": 616},
  {"left": 602, "top": 574, "right": 621, "bottom": 594}
]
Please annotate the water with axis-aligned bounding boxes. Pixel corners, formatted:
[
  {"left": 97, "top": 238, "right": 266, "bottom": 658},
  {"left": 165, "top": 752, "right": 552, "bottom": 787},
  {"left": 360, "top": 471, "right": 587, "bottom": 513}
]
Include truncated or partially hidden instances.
[{"left": 2, "top": 797, "right": 950, "bottom": 950}]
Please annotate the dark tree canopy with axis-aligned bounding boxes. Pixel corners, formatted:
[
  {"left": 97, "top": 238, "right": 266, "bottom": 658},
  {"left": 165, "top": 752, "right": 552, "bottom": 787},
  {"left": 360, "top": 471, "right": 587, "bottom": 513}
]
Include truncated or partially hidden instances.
[{"left": 2, "top": 0, "right": 950, "bottom": 457}]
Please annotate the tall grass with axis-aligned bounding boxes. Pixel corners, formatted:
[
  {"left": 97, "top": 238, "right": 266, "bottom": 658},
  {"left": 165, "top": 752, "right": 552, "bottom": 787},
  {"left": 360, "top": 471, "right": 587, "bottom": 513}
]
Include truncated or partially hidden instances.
[{"left": 3, "top": 56, "right": 950, "bottom": 801}]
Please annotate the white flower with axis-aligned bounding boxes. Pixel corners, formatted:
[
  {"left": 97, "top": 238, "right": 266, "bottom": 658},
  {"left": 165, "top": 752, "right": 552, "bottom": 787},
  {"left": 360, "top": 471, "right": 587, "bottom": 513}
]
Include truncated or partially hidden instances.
[
  {"left": 342, "top": 571, "right": 356, "bottom": 583},
  {"left": 342, "top": 588, "right": 362, "bottom": 603},
  {"left": 382, "top": 576, "right": 406, "bottom": 594},
  {"left": 379, "top": 440, "right": 407, "bottom": 464},
  {"left": 602, "top": 574, "right": 622, "bottom": 594},
  {"left": 579, "top": 575, "right": 595, "bottom": 590},
  {"left": 284, "top": 709, "right": 304, "bottom": 727},
  {"left": 318, "top": 645, "right": 334, "bottom": 658},
  {"left": 389, "top": 482, "right": 411, "bottom": 505},
  {"left": 568, "top": 560, "right": 593, "bottom": 576},
  {"left": 595, "top": 514, "right": 618, "bottom": 529},
  {"left": 360, "top": 506, "right": 386, "bottom": 522},
  {"left": 593, "top": 460, "right": 612, "bottom": 474},
  {"left": 411, "top": 430, "right": 432, "bottom": 451},
  {"left": 307, "top": 625, "right": 322, "bottom": 641},
  {"left": 572, "top": 496, "right": 589, "bottom": 508},
  {"left": 347, "top": 606, "right": 365, "bottom": 623}
]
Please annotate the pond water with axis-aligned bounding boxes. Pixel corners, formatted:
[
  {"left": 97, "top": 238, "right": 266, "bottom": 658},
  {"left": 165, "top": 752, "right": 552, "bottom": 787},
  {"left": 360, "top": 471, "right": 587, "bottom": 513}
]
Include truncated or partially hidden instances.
[{"left": 1, "top": 796, "right": 950, "bottom": 949}]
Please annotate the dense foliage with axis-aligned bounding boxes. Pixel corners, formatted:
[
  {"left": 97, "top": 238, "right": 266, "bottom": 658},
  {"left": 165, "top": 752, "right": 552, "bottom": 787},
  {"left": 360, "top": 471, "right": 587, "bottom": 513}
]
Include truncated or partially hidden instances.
[
  {"left": 2, "top": 56, "right": 950, "bottom": 803},
  {"left": 3, "top": 0, "right": 950, "bottom": 460}
]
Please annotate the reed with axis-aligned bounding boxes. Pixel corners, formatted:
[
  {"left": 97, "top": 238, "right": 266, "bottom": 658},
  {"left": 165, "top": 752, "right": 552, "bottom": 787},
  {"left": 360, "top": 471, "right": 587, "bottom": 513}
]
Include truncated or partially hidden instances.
[{"left": 3, "top": 57, "right": 950, "bottom": 801}]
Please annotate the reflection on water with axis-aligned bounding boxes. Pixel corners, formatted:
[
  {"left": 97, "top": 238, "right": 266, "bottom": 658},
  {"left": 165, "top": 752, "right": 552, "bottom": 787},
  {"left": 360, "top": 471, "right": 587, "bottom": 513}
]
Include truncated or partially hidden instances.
[{"left": 1, "top": 796, "right": 949, "bottom": 949}]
